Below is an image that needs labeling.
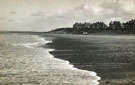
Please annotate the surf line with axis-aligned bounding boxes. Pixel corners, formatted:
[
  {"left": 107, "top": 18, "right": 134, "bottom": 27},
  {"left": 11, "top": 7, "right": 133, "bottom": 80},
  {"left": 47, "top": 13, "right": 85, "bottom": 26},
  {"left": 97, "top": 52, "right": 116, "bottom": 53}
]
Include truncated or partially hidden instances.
[{"left": 43, "top": 36, "right": 101, "bottom": 85}]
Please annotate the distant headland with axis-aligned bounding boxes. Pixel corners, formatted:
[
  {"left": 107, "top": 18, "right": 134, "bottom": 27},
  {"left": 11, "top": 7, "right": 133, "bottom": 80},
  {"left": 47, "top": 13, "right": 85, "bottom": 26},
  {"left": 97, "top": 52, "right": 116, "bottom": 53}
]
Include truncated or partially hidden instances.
[{"left": 48, "top": 19, "right": 135, "bottom": 34}]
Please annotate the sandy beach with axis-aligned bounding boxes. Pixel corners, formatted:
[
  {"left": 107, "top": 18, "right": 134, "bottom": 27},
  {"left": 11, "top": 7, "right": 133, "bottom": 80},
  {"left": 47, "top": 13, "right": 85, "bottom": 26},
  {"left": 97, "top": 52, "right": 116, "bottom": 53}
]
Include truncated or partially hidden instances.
[{"left": 43, "top": 34, "right": 135, "bottom": 85}]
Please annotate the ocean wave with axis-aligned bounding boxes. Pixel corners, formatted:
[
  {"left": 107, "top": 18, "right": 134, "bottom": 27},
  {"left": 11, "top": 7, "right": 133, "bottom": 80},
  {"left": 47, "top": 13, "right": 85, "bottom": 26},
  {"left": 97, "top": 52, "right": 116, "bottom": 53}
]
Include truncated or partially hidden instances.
[
  {"left": 12, "top": 37, "right": 52, "bottom": 48},
  {"left": 0, "top": 34, "right": 100, "bottom": 85}
]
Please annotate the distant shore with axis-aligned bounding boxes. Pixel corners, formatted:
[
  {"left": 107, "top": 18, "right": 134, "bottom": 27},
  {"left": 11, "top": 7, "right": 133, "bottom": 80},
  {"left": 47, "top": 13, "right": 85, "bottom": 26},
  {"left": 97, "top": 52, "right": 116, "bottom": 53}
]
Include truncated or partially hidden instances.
[
  {"left": 43, "top": 34, "right": 135, "bottom": 85},
  {"left": 48, "top": 19, "right": 135, "bottom": 35}
]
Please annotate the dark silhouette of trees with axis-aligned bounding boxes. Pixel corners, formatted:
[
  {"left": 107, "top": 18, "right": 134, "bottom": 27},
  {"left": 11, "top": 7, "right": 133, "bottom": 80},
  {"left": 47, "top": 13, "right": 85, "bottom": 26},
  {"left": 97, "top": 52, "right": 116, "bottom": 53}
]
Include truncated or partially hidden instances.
[
  {"left": 50, "top": 19, "right": 135, "bottom": 34},
  {"left": 91, "top": 22, "right": 108, "bottom": 30},
  {"left": 109, "top": 21, "right": 122, "bottom": 30},
  {"left": 72, "top": 19, "right": 135, "bottom": 34},
  {"left": 73, "top": 22, "right": 108, "bottom": 34},
  {"left": 123, "top": 19, "right": 135, "bottom": 30},
  {"left": 73, "top": 22, "right": 108, "bottom": 30}
]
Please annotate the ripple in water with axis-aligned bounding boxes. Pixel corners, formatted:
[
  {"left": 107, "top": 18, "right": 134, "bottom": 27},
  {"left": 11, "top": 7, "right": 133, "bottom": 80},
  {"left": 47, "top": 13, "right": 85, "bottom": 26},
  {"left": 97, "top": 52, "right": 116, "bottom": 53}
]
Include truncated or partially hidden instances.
[{"left": 0, "top": 33, "right": 100, "bottom": 85}]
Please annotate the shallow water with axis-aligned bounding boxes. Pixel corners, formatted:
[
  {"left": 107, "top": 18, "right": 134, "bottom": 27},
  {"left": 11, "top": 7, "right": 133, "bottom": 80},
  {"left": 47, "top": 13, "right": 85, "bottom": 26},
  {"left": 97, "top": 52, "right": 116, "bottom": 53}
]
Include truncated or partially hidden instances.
[{"left": 0, "top": 33, "right": 100, "bottom": 85}]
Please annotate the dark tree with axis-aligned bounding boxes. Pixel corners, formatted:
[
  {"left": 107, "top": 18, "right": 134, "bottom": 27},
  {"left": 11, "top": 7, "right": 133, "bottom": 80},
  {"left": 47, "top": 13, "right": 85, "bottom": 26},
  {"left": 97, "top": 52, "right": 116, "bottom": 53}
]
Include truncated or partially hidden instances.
[
  {"left": 109, "top": 21, "right": 122, "bottom": 30},
  {"left": 123, "top": 19, "right": 135, "bottom": 30},
  {"left": 72, "top": 19, "right": 135, "bottom": 34}
]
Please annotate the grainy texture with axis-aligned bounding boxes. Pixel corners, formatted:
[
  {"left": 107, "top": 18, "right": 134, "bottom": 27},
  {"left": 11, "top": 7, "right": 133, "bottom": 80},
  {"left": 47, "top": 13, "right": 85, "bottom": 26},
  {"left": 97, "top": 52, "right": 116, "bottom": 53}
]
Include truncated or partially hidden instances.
[
  {"left": 0, "top": 33, "right": 100, "bottom": 85},
  {"left": 44, "top": 34, "right": 135, "bottom": 85}
]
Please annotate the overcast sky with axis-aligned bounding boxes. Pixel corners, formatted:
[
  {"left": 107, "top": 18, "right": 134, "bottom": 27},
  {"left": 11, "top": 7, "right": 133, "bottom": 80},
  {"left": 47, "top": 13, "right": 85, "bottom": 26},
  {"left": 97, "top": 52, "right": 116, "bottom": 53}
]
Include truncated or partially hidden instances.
[{"left": 0, "top": 0, "right": 135, "bottom": 32}]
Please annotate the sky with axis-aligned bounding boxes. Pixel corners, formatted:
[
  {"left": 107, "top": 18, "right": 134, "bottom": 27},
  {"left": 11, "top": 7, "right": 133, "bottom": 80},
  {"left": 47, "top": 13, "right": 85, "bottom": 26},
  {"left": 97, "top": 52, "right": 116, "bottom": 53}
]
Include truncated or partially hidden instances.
[{"left": 0, "top": 0, "right": 135, "bottom": 32}]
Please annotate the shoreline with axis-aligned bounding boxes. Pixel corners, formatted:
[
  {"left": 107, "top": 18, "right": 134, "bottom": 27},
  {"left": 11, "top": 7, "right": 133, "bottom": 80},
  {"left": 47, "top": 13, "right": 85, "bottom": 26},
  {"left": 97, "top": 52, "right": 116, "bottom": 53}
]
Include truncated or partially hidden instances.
[
  {"left": 0, "top": 33, "right": 100, "bottom": 85},
  {"left": 41, "top": 35, "right": 101, "bottom": 85},
  {"left": 43, "top": 34, "right": 135, "bottom": 85}
]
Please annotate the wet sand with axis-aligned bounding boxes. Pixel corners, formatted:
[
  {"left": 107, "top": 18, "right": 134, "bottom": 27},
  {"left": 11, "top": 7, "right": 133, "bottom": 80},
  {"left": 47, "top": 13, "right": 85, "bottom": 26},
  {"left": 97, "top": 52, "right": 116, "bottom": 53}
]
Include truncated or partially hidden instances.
[{"left": 43, "top": 34, "right": 135, "bottom": 85}]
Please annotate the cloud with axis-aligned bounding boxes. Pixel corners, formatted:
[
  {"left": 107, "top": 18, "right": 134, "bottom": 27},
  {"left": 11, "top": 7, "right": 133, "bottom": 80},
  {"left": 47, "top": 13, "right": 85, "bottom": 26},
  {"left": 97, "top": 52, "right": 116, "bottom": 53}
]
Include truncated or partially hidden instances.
[
  {"left": 9, "top": 11, "right": 16, "bottom": 15},
  {"left": 22, "top": 1, "right": 135, "bottom": 31},
  {"left": 31, "top": 11, "right": 46, "bottom": 17},
  {"left": 24, "top": 4, "right": 95, "bottom": 31},
  {"left": 1, "top": 0, "right": 135, "bottom": 31},
  {"left": 134, "top": 0, "right": 135, "bottom": 4},
  {"left": 0, "top": 17, "right": 5, "bottom": 20},
  {"left": 99, "top": 0, "right": 135, "bottom": 22}
]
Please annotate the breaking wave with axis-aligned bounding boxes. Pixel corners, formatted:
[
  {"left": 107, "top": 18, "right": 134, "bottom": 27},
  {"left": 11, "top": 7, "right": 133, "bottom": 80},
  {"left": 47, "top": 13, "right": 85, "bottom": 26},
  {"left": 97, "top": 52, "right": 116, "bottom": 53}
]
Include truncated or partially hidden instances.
[
  {"left": 0, "top": 34, "right": 100, "bottom": 85},
  {"left": 12, "top": 36, "right": 52, "bottom": 48}
]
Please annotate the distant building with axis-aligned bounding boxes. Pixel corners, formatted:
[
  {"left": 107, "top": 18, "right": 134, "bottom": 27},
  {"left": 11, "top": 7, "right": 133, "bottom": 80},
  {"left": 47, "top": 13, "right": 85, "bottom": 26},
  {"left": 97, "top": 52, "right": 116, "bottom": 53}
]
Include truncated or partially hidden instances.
[{"left": 83, "top": 32, "right": 88, "bottom": 35}]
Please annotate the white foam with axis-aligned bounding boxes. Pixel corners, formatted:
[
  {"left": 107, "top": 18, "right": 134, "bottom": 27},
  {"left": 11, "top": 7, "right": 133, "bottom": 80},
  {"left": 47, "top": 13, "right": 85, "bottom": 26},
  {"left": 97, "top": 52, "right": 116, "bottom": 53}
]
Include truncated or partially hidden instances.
[
  {"left": 43, "top": 36, "right": 101, "bottom": 84},
  {"left": 0, "top": 34, "right": 101, "bottom": 85},
  {"left": 12, "top": 36, "right": 52, "bottom": 48}
]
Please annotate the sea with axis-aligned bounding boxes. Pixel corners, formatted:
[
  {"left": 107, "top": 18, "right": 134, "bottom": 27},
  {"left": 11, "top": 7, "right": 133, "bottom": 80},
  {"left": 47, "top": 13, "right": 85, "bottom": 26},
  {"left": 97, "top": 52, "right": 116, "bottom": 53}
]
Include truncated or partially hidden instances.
[{"left": 0, "top": 33, "right": 100, "bottom": 85}]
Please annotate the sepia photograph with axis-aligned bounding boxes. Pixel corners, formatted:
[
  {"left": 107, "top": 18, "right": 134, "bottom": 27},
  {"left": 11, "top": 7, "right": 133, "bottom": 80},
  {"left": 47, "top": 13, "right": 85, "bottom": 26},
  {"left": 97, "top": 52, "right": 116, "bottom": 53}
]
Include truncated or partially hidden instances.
[{"left": 0, "top": 0, "right": 135, "bottom": 85}]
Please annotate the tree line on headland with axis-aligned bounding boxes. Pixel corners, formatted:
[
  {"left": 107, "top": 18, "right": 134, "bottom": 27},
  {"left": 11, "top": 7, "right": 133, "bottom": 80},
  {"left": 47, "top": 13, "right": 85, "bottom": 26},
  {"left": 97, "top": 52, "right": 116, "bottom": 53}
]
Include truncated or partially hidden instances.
[{"left": 49, "top": 19, "right": 135, "bottom": 34}]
